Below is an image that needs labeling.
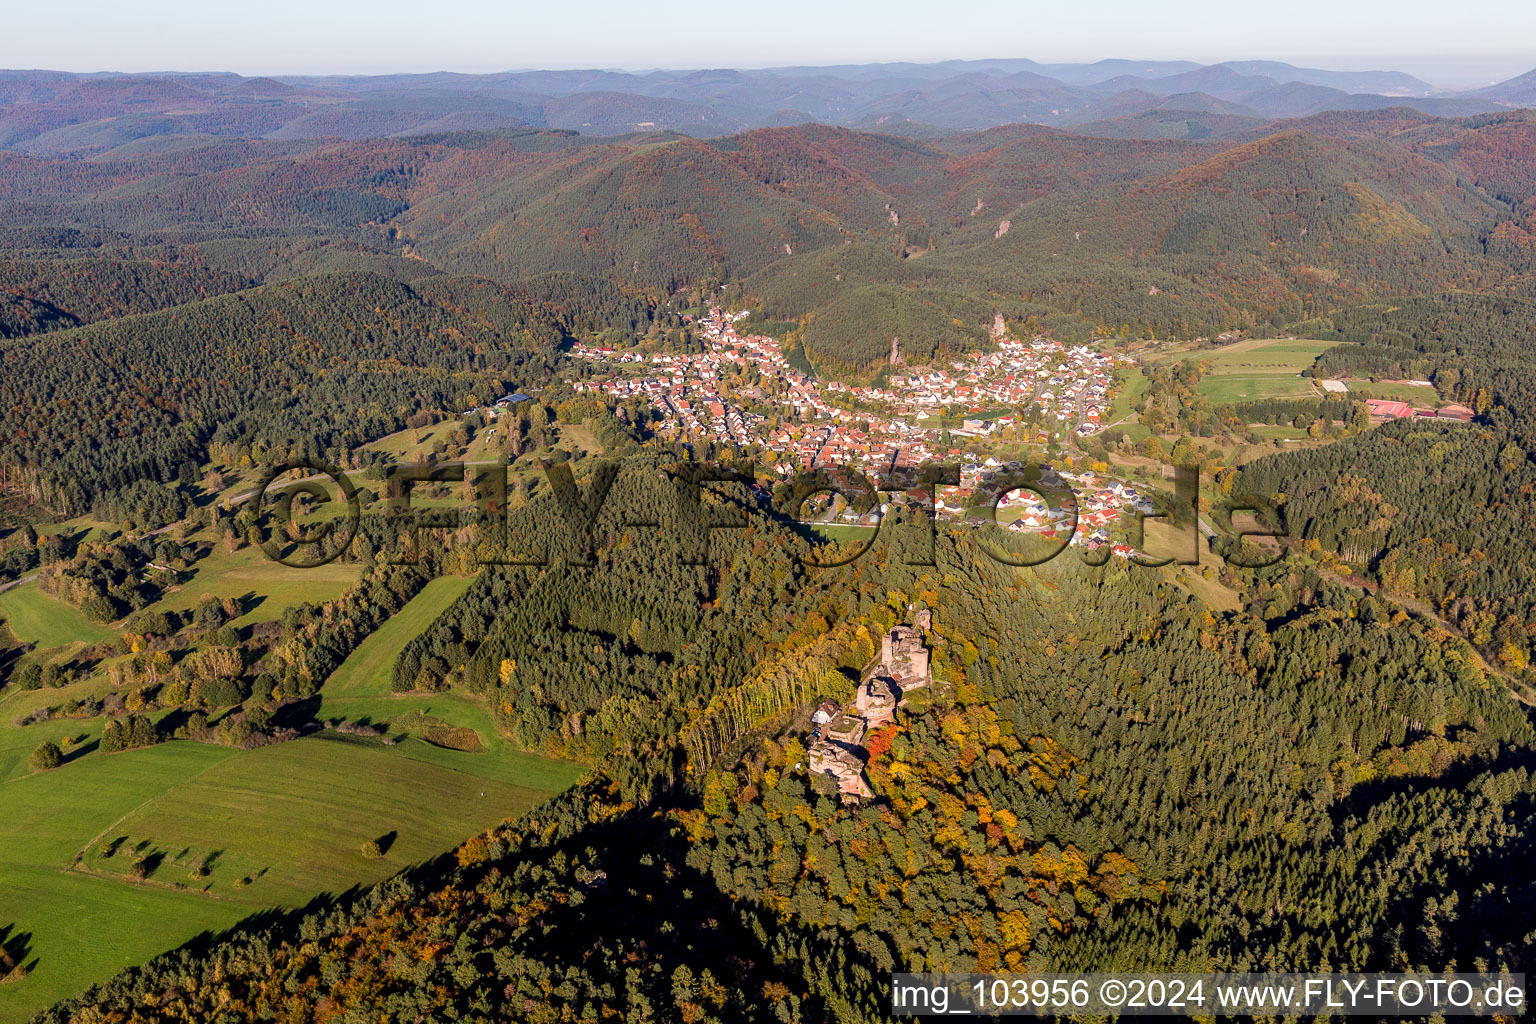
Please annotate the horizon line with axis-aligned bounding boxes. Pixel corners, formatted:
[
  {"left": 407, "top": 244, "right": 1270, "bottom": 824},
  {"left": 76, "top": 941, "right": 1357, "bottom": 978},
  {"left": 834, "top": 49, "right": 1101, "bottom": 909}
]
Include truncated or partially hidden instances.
[{"left": 4, "top": 52, "right": 1534, "bottom": 81}]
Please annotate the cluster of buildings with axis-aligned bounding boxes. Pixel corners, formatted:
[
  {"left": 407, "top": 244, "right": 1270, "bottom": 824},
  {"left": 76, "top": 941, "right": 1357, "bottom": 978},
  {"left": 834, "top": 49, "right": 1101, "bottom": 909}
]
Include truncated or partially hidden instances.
[
  {"left": 569, "top": 308, "right": 1132, "bottom": 477},
  {"left": 996, "top": 468, "right": 1157, "bottom": 558},
  {"left": 806, "top": 459, "right": 1159, "bottom": 560},
  {"left": 569, "top": 313, "right": 798, "bottom": 449},
  {"left": 1365, "top": 398, "right": 1474, "bottom": 422},
  {"left": 823, "top": 335, "right": 1125, "bottom": 439},
  {"left": 567, "top": 308, "right": 1172, "bottom": 558},
  {"left": 926, "top": 465, "right": 1157, "bottom": 558},
  {"left": 1322, "top": 380, "right": 1474, "bottom": 423}
]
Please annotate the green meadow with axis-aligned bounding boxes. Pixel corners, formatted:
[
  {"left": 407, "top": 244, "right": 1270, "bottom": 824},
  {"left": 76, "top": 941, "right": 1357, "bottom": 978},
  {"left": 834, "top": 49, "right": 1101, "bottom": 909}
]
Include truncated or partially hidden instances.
[
  {"left": 0, "top": 585, "right": 115, "bottom": 656},
  {"left": 141, "top": 540, "right": 362, "bottom": 627},
  {"left": 1246, "top": 423, "right": 1313, "bottom": 441},
  {"left": 1148, "top": 337, "right": 1341, "bottom": 404},
  {"left": 0, "top": 864, "right": 252, "bottom": 1018},
  {"left": 1107, "top": 366, "right": 1150, "bottom": 424},
  {"left": 0, "top": 572, "right": 583, "bottom": 1019},
  {"left": 322, "top": 575, "right": 474, "bottom": 697},
  {"left": 1346, "top": 380, "right": 1442, "bottom": 405},
  {"left": 1193, "top": 338, "right": 1342, "bottom": 372},
  {"left": 1194, "top": 338, "right": 1340, "bottom": 402},
  {"left": 359, "top": 415, "right": 600, "bottom": 470},
  {"left": 1195, "top": 372, "right": 1320, "bottom": 403}
]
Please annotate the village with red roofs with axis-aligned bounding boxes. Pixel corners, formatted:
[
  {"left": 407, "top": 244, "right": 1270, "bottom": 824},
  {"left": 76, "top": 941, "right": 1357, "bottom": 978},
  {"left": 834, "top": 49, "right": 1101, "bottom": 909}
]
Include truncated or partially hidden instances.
[
  {"left": 568, "top": 307, "right": 1177, "bottom": 558},
  {"left": 570, "top": 307, "right": 1130, "bottom": 469}
]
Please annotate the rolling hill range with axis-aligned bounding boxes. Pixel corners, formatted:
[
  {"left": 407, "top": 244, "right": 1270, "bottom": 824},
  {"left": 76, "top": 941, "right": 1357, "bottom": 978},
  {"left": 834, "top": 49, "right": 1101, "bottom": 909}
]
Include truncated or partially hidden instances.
[
  {"left": 2, "top": 59, "right": 1534, "bottom": 155},
  {"left": 3, "top": 107, "right": 1536, "bottom": 374},
  {"left": 393, "top": 113, "right": 1536, "bottom": 365}
]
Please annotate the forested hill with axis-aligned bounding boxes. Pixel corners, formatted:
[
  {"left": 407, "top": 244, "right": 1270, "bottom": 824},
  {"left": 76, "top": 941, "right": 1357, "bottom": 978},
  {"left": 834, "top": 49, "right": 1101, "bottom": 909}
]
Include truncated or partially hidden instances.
[
  {"left": 3, "top": 110, "right": 1536, "bottom": 375},
  {"left": 1236, "top": 293, "right": 1536, "bottom": 684},
  {"left": 0, "top": 257, "right": 254, "bottom": 338},
  {"left": 0, "top": 272, "right": 565, "bottom": 511}
]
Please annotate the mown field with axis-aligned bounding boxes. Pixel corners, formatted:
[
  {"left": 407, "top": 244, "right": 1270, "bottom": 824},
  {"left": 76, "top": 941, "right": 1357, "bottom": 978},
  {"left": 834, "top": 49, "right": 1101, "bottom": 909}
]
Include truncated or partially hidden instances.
[
  {"left": 323, "top": 575, "right": 475, "bottom": 697},
  {"left": 1198, "top": 373, "right": 1319, "bottom": 403},
  {"left": 0, "top": 585, "right": 115, "bottom": 659},
  {"left": 0, "top": 572, "right": 583, "bottom": 1019},
  {"left": 1, "top": 519, "right": 361, "bottom": 641},
  {"left": 151, "top": 541, "right": 362, "bottom": 627},
  {"left": 1107, "top": 366, "right": 1150, "bottom": 423},
  {"left": 359, "top": 416, "right": 601, "bottom": 468},
  {"left": 1247, "top": 423, "right": 1313, "bottom": 440},
  {"left": 807, "top": 523, "right": 880, "bottom": 543},
  {"left": 1148, "top": 337, "right": 1341, "bottom": 403},
  {"left": 1194, "top": 338, "right": 1340, "bottom": 403}
]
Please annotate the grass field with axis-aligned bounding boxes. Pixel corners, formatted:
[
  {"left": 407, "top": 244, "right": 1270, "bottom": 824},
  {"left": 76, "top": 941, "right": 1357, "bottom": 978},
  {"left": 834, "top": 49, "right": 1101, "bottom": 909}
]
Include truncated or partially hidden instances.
[
  {"left": 1346, "top": 380, "right": 1441, "bottom": 405},
  {"left": 1197, "top": 373, "right": 1320, "bottom": 403},
  {"left": 1108, "top": 367, "right": 1150, "bottom": 424},
  {"left": 0, "top": 564, "right": 583, "bottom": 1019},
  {"left": 0, "top": 864, "right": 252, "bottom": 1018},
  {"left": 1106, "top": 420, "right": 1152, "bottom": 441},
  {"left": 0, "top": 742, "right": 244, "bottom": 1017},
  {"left": 0, "top": 533, "right": 360, "bottom": 659},
  {"left": 315, "top": 571, "right": 580, "bottom": 792},
  {"left": 1246, "top": 424, "right": 1313, "bottom": 442},
  {"left": 318, "top": 695, "right": 581, "bottom": 791},
  {"left": 141, "top": 540, "right": 362, "bottom": 627},
  {"left": 1167, "top": 565, "right": 1244, "bottom": 613},
  {"left": 75, "top": 736, "right": 569, "bottom": 905},
  {"left": 807, "top": 523, "right": 880, "bottom": 544},
  {"left": 1193, "top": 338, "right": 1340, "bottom": 370},
  {"left": 558, "top": 421, "right": 604, "bottom": 456},
  {"left": 0, "top": 723, "right": 580, "bottom": 1019},
  {"left": 0, "top": 676, "right": 120, "bottom": 783},
  {"left": 324, "top": 575, "right": 474, "bottom": 696},
  {"left": 1152, "top": 338, "right": 1341, "bottom": 404},
  {"left": 361, "top": 418, "right": 481, "bottom": 462},
  {"left": 0, "top": 432, "right": 598, "bottom": 1015},
  {"left": 359, "top": 415, "right": 601, "bottom": 470},
  {"left": 0, "top": 586, "right": 115, "bottom": 654}
]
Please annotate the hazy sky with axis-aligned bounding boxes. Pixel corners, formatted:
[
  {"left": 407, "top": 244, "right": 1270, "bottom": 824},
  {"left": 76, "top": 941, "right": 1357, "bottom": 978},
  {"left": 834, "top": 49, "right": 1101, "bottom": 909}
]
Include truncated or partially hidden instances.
[{"left": 6, "top": 0, "right": 1534, "bottom": 89}]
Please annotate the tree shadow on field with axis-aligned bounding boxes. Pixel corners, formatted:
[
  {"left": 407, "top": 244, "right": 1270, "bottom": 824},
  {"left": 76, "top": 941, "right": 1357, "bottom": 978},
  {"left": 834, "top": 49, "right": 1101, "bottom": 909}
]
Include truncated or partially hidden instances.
[
  {"left": 271, "top": 695, "right": 322, "bottom": 733},
  {"left": 156, "top": 707, "right": 196, "bottom": 736},
  {"left": 137, "top": 850, "right": 166, "bottom": 878},
  {"left": 61, "top": 738, "right": 100, "bottom": 764},
  {"left": 0, "top": 642, "right": 26, "bottom": 685},
  {"left": 0, "top": 923, "right": 37, "bottom": 982}
]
